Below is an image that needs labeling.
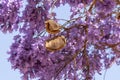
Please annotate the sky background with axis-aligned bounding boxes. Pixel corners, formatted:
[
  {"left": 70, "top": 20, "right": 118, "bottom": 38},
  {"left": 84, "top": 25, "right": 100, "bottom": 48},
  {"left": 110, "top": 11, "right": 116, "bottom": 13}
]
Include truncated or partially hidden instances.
[{"left": 0, "top": 3, "right": 120, "bottom": 80}]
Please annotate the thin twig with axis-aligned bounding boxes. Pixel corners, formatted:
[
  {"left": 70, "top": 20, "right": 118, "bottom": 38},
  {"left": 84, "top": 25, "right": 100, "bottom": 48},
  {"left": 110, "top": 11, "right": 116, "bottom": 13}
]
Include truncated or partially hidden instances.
[
  {"left": 61, "top": 16, "right": 83, "bottom": 28},
  {"left": 50, "top": 0, "right": 58, "bottom": 14},
  {"left": 88, "top": 0, "right": 96, "bottom": 12}
]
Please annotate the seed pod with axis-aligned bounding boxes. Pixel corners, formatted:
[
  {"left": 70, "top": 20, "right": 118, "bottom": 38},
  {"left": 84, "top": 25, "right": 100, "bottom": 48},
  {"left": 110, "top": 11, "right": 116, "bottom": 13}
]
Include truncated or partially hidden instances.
[
  {"left": 115, "top": 0, "right": 120, "bottom": 4},
  {"left": 116, "top": 12, "right": 120, "bottom": 20},
  {"left": 45, "top": 20, "right": 61, "bottom": 34},
  {"left": 45, "top": 36, "right": 66, "bottom": 51}
]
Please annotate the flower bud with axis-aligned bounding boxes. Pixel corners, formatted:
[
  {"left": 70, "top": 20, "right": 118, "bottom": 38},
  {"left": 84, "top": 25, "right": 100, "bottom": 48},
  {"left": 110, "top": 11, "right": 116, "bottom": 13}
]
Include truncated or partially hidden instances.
[
  {"left": 45, "top": 20, "right": 61, "bottom": 34},
  {"left": 45, "top": 36, "right": 66, "bottom": 51}
]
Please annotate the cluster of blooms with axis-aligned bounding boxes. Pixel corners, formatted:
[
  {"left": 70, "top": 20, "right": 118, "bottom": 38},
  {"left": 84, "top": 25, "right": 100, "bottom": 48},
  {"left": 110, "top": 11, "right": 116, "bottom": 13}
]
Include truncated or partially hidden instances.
[{"left": 1, "top": 0, "right": 120, "bottom": 80}]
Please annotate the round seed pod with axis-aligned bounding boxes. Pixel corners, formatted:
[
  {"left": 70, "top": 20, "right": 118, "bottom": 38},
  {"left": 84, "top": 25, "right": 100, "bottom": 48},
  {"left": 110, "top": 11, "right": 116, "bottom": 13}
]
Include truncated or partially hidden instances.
[
  {"left": 45, "top": 36, "right": 66, "bottom": 51},
  {"left": 45, "top": 20, "right": 61, "bottom": 34}
]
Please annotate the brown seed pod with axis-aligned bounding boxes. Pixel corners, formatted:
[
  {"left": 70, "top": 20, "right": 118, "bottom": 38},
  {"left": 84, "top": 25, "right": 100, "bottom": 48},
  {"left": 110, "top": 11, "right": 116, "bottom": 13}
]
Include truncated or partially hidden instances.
[
  {"left": 116, "top": 12, "right": 120, "bottom": 20},
  {"left": 45, "top": 36, "right": 66, "bottom": 51},
  {"left": 115, "top": 0, "right": 120, "bottom": 4},
  {"left": 45, "top": 20, "right": 61, "bottom": 34}
]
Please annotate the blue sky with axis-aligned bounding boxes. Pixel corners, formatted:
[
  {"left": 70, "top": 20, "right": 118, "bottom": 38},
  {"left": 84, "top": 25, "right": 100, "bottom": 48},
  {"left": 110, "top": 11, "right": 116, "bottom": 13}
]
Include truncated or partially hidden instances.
[
  {"left": 0, "top": 3, "right": 120, "bottom": 80},
  {"left": 0, "top": 32, "right": 21, "bottom": 80}
]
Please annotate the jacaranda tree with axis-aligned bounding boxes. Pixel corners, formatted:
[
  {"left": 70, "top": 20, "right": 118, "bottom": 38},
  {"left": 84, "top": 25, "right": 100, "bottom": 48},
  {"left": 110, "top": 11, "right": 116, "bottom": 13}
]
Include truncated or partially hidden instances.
[{"left": 0, "top": 0, "right": 120, "bottom": 80}]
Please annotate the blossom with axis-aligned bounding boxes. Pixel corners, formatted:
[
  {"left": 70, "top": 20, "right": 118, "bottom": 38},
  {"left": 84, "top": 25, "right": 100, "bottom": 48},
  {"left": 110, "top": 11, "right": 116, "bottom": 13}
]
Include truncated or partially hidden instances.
[{"left": 96, "top": 0, "right": 116, "bottom": 14}]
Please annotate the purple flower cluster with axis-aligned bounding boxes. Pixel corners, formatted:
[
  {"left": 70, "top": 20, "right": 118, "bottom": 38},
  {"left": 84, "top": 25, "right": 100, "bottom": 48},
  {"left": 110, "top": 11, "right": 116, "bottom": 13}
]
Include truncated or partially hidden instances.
[
  {"left": 0, "top": 0, "right": 21, "bottom": 33},
  {"left": 0, "top": 0, "right": 120, "bottom": 80},
  {"left": 96, "top": 0, "right": 116, "bottom": 14}
]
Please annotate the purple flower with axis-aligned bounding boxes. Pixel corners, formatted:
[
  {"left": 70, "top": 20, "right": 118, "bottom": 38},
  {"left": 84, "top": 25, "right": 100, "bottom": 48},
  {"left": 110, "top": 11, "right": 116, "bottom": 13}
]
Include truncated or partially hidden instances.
[{"left": 96, "top": 0, "right": 116, "bottom": 14}]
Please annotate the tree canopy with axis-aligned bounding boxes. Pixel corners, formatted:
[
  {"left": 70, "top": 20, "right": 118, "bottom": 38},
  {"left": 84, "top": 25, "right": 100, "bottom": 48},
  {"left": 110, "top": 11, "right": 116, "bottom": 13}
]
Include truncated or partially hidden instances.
[{"left": 0, "top": 0, "right": 120, "bottom": 80}]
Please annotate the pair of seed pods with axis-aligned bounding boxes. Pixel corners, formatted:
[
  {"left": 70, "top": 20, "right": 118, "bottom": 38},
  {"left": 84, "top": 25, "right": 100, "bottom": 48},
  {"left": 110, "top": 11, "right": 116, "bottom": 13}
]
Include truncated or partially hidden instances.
[{"left": 45, "top": 20, "right": 66, "bottom": 51}]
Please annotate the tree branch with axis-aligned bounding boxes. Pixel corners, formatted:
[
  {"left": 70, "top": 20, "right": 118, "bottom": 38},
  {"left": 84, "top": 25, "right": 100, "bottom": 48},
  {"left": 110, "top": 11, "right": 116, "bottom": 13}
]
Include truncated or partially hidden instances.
[
  {"left": 54, "top": 46, "right": 84, "bottom": 79},
  {"left": 88, "top": 0, "right": 96, "bottom": 12}
]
